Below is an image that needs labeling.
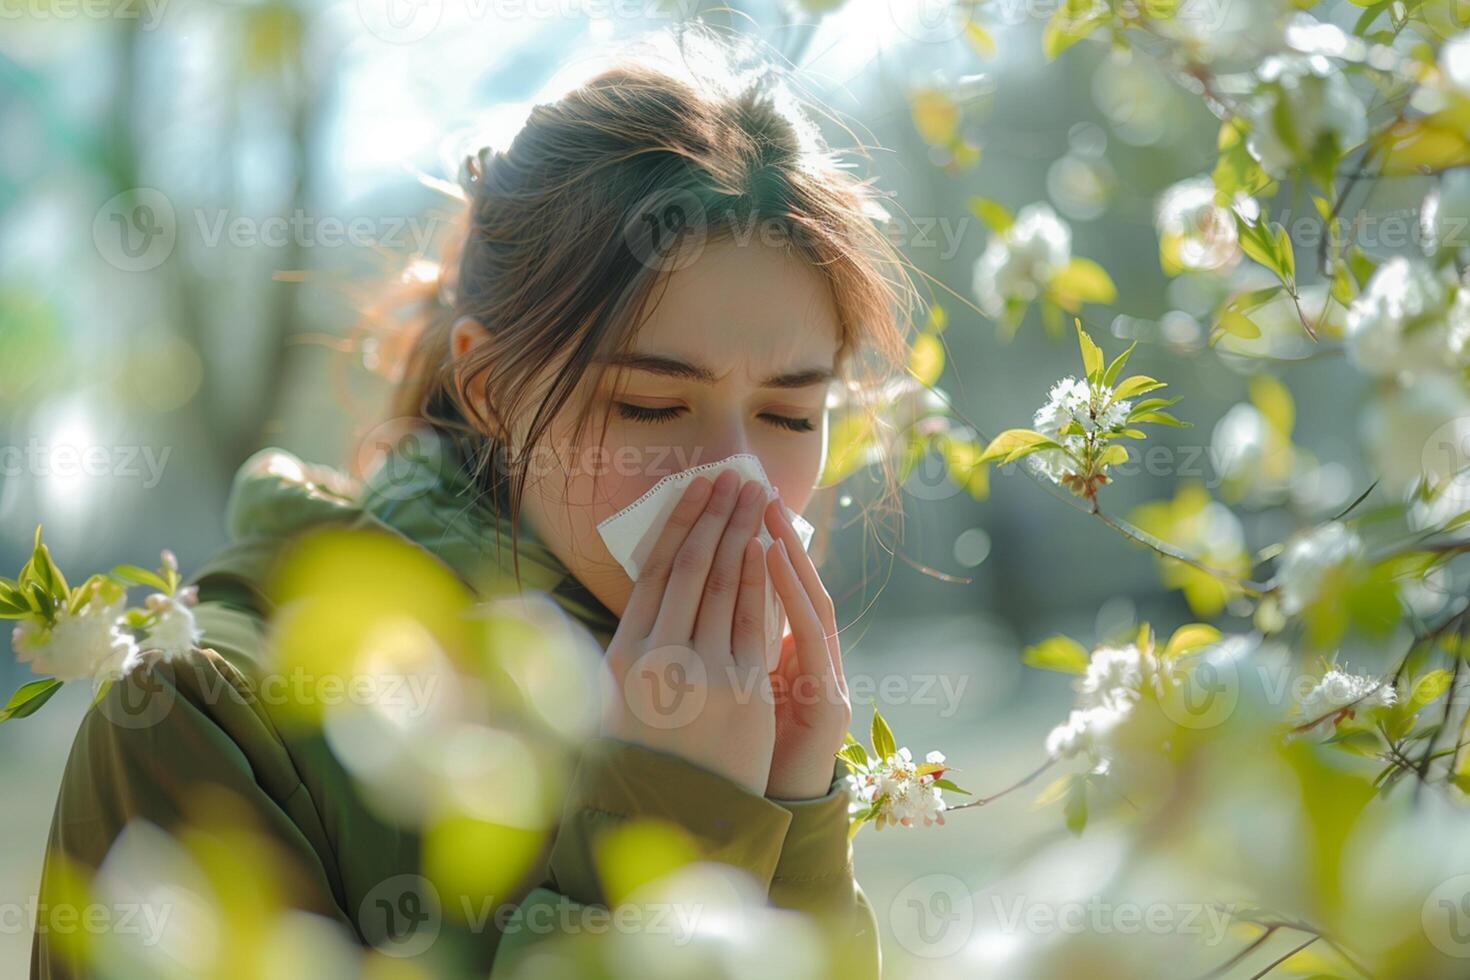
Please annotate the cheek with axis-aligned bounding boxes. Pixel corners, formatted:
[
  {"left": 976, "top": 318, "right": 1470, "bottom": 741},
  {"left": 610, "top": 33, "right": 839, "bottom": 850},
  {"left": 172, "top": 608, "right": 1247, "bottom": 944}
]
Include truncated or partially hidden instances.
[
  {"left": 760, "top": 442, "right": 824, "bottom": 516},
  {"left": 563, "top": 439, "right": 677, "bottom": 527}
]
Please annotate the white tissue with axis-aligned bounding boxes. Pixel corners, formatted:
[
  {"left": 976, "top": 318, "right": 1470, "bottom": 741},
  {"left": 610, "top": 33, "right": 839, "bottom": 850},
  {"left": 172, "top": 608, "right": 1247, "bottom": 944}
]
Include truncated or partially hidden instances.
[{"left": 596, "top": 453, "right": 815, "bottom": 668}]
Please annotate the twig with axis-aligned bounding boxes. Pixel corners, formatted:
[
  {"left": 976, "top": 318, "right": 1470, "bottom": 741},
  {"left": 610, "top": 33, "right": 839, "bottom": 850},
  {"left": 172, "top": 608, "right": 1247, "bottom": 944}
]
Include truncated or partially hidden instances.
[
  {"left": 1090, "top": 505, "right": 1267, "bottom": 596},
  {"left": 1330, "top": 479, "right": 1379, "bottom": 523},
  {"left": 1246, "top": 935, "right": 1317, "bottom": 979},
  {"left": 948, "top": 757, "right": 1057, "bottom": 811},
  {"left": 1198, "top": 925, "right": 1278, "bottom": 980}
]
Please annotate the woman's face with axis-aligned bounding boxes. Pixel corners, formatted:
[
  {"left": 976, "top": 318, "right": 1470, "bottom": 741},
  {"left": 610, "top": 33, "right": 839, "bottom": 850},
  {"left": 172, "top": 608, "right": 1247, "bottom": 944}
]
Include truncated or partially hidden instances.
[{"left": 457, "top": 239, "right": 842, "bottom": 619}]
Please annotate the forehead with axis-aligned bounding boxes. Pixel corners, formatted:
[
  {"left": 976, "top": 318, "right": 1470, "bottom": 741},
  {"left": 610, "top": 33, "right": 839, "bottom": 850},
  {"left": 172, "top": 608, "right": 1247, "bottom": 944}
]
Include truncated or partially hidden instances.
[{"left": 631, "top": 239, "right": 842, "bottom": 378}]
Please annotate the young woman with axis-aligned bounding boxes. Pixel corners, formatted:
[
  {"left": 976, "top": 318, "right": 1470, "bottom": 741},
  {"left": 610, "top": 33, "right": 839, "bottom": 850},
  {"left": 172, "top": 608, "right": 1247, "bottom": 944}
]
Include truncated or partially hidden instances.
[{"left": 32, "top": 26, "right": 917, "bottom": 979}]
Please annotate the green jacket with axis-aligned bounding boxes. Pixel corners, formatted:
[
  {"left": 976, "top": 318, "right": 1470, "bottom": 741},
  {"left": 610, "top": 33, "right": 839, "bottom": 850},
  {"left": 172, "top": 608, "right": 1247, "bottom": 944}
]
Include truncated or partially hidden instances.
[{"left": 31, "top": 438, "right": 880, "bottom": 978}]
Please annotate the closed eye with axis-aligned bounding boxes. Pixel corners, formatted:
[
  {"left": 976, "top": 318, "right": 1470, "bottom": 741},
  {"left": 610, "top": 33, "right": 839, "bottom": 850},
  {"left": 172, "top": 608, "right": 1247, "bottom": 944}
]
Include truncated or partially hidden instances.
[
  {"left": 614, "top": 403, "right": 683, "bottom": 424},
  {"left": 614, "top": 403, "right": 815, "bottom": 432}
]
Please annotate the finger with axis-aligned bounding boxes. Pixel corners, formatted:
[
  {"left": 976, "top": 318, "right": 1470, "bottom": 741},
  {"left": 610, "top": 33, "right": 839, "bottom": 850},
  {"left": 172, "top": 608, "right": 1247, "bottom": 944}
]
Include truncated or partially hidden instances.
[
  {"left": 730, "top": 537, "right": 768, "bottom": 676},
  {"left": 767, "top": 539, "right": 834, "bottom": 686},
  {"left": 763, "top": 499, "right": 834, "bottom": 632},
  {"left": 649, "top": 468, "right": 743, "bottom": 645},
  {"left": 621, "top": 474, "right": 714, "bottom": 639},
  {"left": 765, "top": 500, "right": 843, "bottom": 687},
  {"left": 692, "top": 479, "right": 769, "bottom": 655}
]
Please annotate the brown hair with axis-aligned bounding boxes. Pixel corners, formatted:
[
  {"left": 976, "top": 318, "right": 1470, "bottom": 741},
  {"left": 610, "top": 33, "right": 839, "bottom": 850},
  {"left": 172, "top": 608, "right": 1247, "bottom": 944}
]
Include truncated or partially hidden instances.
[{"left": 380, "top": 25, "right": 921, "bottom": 596}]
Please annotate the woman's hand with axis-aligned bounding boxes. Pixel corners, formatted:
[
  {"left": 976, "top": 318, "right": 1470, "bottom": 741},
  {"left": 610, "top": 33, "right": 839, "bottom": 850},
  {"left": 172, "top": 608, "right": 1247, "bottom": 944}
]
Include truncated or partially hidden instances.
[
  {"left": 600, "top": 468, "right": 776, "bottom": 797},
  {"left": 763, "top": 495, "right": 852, "bottom": 801}
]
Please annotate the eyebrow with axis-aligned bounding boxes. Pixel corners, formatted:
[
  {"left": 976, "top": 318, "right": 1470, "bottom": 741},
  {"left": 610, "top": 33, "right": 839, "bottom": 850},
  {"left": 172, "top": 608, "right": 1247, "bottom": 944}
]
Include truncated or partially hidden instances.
[{"left": 596, "top": 352, "right": 836, "bottom": 389}]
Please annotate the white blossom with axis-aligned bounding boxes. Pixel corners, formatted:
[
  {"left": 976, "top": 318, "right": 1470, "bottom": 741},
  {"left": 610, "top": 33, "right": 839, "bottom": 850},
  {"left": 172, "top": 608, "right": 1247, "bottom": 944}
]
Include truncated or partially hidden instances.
[
  {"left": 1343, "top": 257, "right": 1465, "bottom": 379},
  {"left": 1145, "top": 0, "right": 1294, "bottom": 68},
  {"left": 1276, "top": 522, "right": 1365, "bottom": 616},
  {"left": 1244, "top": 55, "right": 1367, "bottom": 177},
  {"left": 1294, "top": 667, "right": 1396, "bottom": 738},
  {"left": 1362, "top": 373, "right": 1470, "bottom": 494},
  {"left": 139, "top": 585, "right": 203, "bottom": 662},
  {"left": 1155, "top": 177, "right": 1243, "bottom": 272},
  {"left": 1045, "top": 642, "right": 1176, "bottom": 766},
  {"left": 1441, "top": 29, "right": 1470, "bottom": 96},
  {"left": 11, "top": 595, "right": 139, "bottom": 684},
  {"left": 847, "top": 746, "right": 949, "bottom": 829},
  {"left": 1028, "top": 377, "right": 1131, "bottom": 486},
  {"left": 1211, "top": 402, "right": 1272, "bottom": 488},
  {"left": 1420, "top": 169, "right": 1470, "bottom": 257},
  {"left": 972, "top": 203, "right": 1072, "bottom": 319},
  {"left": 1045, "top": 703, "right": 1129, "bottom": 765}
]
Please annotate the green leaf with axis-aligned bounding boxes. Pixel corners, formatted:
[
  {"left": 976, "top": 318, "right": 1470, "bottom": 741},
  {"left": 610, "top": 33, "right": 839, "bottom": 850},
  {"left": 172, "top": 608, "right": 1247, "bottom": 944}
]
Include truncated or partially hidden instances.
[
  {"left": 1023, "top": 635, "right": 1091, "bottom": 673},
  {"left": 0, "top": 678, "right": 65, "bottom": 724},
  {"left": 1273, "top": 222, "right": 1295, "bottom": 284},
  {"left": 24, "top": 528, "right": 68, "bottom": 602},
  {"left": 1052, "top": 258, "right": 1117, "bottom": 309},
  {"left": 1129, "top": 397, "right": 1181, "bottom": 416},
  {"left": 1347, "top": 247, "right": 1377, "bottom": 288},
  {"left": 1324, "top": 729, "right": 1382, "bottom": 757},
  {"left": 837, "top": 743, "right": 870, "bottom": 771},
  {"left": 1376, "top": 113, "right": 1470, "bottom": 176},
  {"left": 1214, "top": 121, "right": 1274, "bottom": 199},
  {"left": 1101, "top": 341, "right": 1136, "bottom": 387},
  {"left": 968, "top": 196, "right": 1013, "bottom": 233},
  {"left": 1097, "top": 444, "right": 1130, "bottom": 467},
  {"left": 871, "top": 709, "right": 897, "bottom": 761},
  {"left": 1234, "top": 285, "right": 1286, "bottom": 312},
  {"left": 29, "top": 583, "right": 53, "bottom": 622},
  {"left": 1353, "top": 0, "right": 1389, "bottom": 32},
  {"left": 1064, "top": 774, "right": 1088, "bottom": 835},
  {"left": 1216, "top": 309, "right": 1262, "bottom": 341},
  {"left": 923, "top": 304, "right": 948, "bottom": 334},
  {"left": 111, "top": 564, "right": 171, "bottom": 593},
  {"left": 0, "top": 580, "right": 29, "bottom": 618},
  {"left": 931, "top": 777, "right": 971, "bottom": 795},
  {"left": 1236, "top": 211, "right": 1282, "bottom": 278},
  {"left": 909, "top": 333, "right": 945, "bottom": 387},
  {"left": 965, "top": 21, "right": 997, "bottom": 58},
  {"left": 1076, "top": 321, "right": 1104, "bottom": 381},
  {"left": 1132, "top": 411, "right": 1189, "bottom": 428},
  {"left": 1033, "top": 774, "right": 1074, "bottom": 807},
  {"left": 1410, "top": 669, "right": 1454, "bottom": 709},
  {"left": 1111, "top": 376, "right": 1166, "bottom": 400},
  {"left": 1163, "top": 623, "right": 1221, "bottom": 659},
  {"left": 977, "top": 429, "right": 1063, "bottom": 465},
  {"left": 1041, "top": 2, "right": 1110, "bottom": 60}
]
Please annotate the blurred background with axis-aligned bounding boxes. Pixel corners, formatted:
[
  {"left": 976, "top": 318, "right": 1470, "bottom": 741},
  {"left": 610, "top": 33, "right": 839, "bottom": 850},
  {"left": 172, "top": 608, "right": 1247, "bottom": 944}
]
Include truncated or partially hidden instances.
[{"left": 0, "top": 0, "right": 1445, "bottom": 975}]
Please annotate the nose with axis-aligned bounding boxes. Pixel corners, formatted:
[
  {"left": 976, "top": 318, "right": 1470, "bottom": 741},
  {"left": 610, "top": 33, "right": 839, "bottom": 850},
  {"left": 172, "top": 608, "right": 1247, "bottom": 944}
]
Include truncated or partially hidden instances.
[{"left": 696, "top": 414, "right": 754, "bottom": 468}]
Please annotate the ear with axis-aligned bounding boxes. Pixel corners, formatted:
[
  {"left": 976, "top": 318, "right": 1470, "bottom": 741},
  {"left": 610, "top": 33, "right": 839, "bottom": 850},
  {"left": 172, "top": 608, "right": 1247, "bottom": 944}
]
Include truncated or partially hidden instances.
[
  {"left": 449, "top": 316, "right": 508, "bottom": 442},
  {"left": 450, "top": 316, "right": 491, "bottom": 359}
]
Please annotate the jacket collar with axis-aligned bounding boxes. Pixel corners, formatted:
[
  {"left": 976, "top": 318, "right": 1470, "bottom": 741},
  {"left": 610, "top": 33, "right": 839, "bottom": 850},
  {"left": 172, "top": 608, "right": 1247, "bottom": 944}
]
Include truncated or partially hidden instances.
[
  {"left": 212, "top": 430, "right": 620, "bottom": 650},
  {"left": 359, "top": 431, "right": 621, "bottom": 648}
]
